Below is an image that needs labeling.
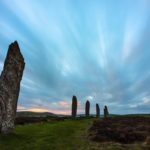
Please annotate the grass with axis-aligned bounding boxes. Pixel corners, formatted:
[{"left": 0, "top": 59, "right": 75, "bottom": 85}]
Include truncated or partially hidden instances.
[{"left": 0, "top": 117, "right": 149, "bottom": 150}]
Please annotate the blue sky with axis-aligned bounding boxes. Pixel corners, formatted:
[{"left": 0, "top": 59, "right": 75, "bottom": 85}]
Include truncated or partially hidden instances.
[{"left": 0, "top": 0, "right": 150, "bottom": 114}]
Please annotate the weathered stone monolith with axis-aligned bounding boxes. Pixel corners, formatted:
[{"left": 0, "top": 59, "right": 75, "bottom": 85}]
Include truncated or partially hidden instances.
[
  {"left": 85, "top": 100, "right": 90, "bottom": 117},
  {"left": 71, "top": 95, "right": 77, "bottom": 118},
  {"left": 96, "top": 103, "right": 100, "bottom": 118},
  {"left": 0, "top": 41, "right": 25, "bottom": 134},
  {"left": 104, "top": 105, "right": 109, "bottom": 118}
]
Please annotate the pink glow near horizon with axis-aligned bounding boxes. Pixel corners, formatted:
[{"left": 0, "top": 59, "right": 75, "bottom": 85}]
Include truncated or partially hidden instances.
[
  {"left": 17, "top": 106, "right": 70, "bottom": 115},
  {"left": 17, "top": 105, "right": 84, "bottom": 115}
]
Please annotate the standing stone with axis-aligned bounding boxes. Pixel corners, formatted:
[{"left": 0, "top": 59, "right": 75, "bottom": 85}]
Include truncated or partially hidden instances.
[
  {"left": 0, "top": 41, "right": 25, "bottom": 134},
  {"left": 85, "top": 100, "right": 90, "bottom": 117},
  {"left": 96, "top": 103, "right": 100, "bottom": 118},
  {"left": 71, "top": 95, "right": 77, "bottom": 118},
  {"left": 104, "top": 105, "right": 109, "bottom": 118}
]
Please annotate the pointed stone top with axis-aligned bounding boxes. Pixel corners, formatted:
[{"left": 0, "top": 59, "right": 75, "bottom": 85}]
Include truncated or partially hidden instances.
[
  {"left": 9, "top": 41, "right": 19, "bottom": 50},
  {"left": 2, "top": 41, "right": 25, "bottom": 77},
  {"left": 5, "top": 41, "right": 25, "bottom": 65}
]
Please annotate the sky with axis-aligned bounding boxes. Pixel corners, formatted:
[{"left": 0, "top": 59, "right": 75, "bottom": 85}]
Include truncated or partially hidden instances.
[{"left": 0, "top": 0, "right": 150, "bottom": 115}]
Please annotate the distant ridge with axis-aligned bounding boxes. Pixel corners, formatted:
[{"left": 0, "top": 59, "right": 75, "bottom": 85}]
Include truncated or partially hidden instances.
[{"left": 16, "top": 111, "right": 57, "bottom": 117}]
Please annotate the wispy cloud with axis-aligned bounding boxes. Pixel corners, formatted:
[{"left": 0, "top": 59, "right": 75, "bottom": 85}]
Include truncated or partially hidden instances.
[{"left": 0, "top": 0, "right": 150, "bottom": 114}]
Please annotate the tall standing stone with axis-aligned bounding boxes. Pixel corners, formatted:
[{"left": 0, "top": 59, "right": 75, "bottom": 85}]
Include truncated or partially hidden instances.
[
  {"left": 0, "top": 41, "right": 25, "bottom": 134},
  {"left": 104, "top": 105, "right": 109, "bottom": 118},
  {"left": 71, "top": 95, "right": 77, "bottom": 118},
  {"left": 96, "top": 103, "right": 100, "bottom": 118},
  {"left": 85, "top": 100, "right": 90, "bottom": 117}
]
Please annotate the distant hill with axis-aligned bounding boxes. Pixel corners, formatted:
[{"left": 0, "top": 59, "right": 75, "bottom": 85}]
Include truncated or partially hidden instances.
[
  {"left": 16, "top": 111, "right": 57, "bottom": 117},
  {"left": 16, "top": 112, "right": 150, "bottom": 118}
]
